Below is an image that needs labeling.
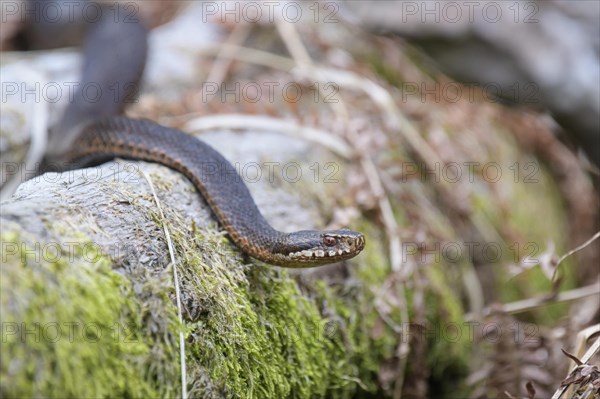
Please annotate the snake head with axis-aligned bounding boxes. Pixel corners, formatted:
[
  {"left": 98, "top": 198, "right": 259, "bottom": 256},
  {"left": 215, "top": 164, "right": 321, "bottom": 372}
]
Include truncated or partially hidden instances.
[{"left": 276, "top": 229, "right": 365, "bottom": 268}]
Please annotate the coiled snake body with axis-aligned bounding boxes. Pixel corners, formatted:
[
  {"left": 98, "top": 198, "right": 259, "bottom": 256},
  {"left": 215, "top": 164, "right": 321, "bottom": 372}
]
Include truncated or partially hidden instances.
[{"left": 27, "top": 0, "right": 364, "bottom": 267}]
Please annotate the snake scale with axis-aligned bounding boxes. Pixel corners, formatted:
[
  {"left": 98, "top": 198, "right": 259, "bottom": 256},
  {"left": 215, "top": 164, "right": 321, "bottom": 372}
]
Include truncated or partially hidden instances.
[{"left": 26, "top": 0, "right": 365, "bottom": 267}]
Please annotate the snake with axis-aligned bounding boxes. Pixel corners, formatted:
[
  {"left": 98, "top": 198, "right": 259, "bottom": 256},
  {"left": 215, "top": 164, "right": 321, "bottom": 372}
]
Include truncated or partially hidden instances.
[{"left": 22, "top": 0, "right": 365, "bottom": 268}]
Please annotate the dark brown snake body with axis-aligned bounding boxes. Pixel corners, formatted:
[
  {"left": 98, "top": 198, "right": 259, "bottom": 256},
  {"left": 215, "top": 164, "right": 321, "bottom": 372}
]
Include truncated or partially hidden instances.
[{"left": 26, "top": 0, "right": 364, "bottom": 267}]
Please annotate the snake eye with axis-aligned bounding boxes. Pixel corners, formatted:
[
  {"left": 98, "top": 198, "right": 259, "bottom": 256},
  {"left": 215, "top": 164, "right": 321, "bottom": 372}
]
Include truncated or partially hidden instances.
[{"left": 323, "top": 236, "right": 337, "bottom": 247}]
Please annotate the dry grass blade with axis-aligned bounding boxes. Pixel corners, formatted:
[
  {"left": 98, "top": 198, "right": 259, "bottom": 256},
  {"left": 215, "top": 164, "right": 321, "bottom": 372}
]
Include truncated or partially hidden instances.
[
  {"left": 197, "top": 43, "right": 296, "bottom": 71},
  {"left": 572, "top": 325, "right": 600, "bottom": 368},
  {"left": 274, "top": 17, "right": 312, "bottom": 66},
  {"left": 202, "top": 23, "right": 252, "bottom": 99},
  {"left": 184, "top": 113, "right": 354, "bottom": 159},
  {"left": 139, "top": 169, "right": 187, "bottom": 399},
  {"left": 552, "top": 231, "right": 600, "bottom": 282},
  {"left": 474, "top": 283, "right": 600, "bottom": 316}
]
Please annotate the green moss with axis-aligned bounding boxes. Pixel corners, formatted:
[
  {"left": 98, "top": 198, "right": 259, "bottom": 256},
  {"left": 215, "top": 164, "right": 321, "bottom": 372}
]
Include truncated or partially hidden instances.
[
  {"left": 501, "top": 158, "right": 576, "bottom": 308},
  {"left": 423, "top": 261, "right": 472, "bottom": 396},
  {"left": 1, "top": 195, "right": 398, "bottom": 399},
  {"left": 0, "top": 231, "right": 170, "bottom": 398},
  {"left": 467, "top": 131, "right": 575, "bottom": 322},
  {"left": 173, "top": 224, "right": 380, "bottom": 398}
]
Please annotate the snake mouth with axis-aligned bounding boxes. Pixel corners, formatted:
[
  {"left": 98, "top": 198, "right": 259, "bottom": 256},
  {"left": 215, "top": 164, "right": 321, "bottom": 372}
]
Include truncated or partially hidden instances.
[{"left": 288, "top": 247, "right": 356, "bottom": 260}]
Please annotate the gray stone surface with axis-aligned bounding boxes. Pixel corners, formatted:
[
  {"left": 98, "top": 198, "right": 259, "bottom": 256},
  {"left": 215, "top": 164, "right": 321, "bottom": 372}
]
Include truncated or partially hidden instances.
[
  {"left": 1, "top": 128, "right": 340, "bottom": 270},
  {"left": 344, "top": 0, "right": 600, "bottom": 165}
]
